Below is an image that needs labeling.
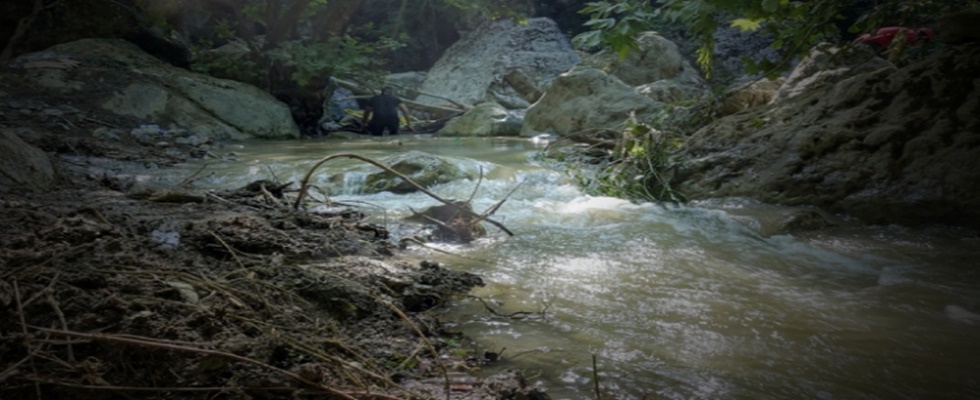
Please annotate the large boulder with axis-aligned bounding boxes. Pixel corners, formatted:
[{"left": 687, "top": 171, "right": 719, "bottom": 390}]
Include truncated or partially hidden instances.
[
  {"left": 416, "top": 18, "right": 580, "bottom": 109},
  {"left": 583, "top": 32, "right": 695, "bottom": 86},
  {"left": 437, "top": 102, "right": 523, "bottom": 137},
  {"left": 0, "top": 128, "right": 56, "bottom": 192},
  {"left": 519, "top": 67, "right": 663, "bottom": 136},
  {"left": 674, "top": 44, "right": 980, "bottom": 228},
  {"left": 11, "top": 39, "right": 299, "bottom": 141},
  {"left": 522, "top": 33, "right": 712, "bottom": 137},
  {"left": 383, "top": 72, "right": 428, "bottom": 100},
  {"left": 583, "top": 32, "right": 711, "bottom": 104}
]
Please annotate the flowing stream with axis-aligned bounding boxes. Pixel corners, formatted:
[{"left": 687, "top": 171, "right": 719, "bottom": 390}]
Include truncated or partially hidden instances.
[{"left": 142, "top": 136, "right": 980, "bottom": 399}]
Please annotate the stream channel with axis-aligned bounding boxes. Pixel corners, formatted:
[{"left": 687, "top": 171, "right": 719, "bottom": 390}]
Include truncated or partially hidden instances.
[{"left": 143, "top": 135, "right": 980, "bottom": 399}]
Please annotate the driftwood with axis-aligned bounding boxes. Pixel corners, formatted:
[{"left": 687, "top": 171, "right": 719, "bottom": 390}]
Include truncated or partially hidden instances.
[
  {"left": 294, "top": 153, "right": 515, "bottom": 242},
  {"left": 383, "top": 82, "right": 470, "bottom": 111}
]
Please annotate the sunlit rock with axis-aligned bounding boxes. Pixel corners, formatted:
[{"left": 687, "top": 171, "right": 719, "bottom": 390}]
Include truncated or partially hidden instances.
[
  {"left": 523, "top": 33, "right": 713, "bottom": 137},
  {"left": 361, "top": 151, "right": 474, "bottom": 194},
  {"left": 417, "top": 18, "right": 580, "bottom": 110},
  {"left": 437, "top": 102, "right": 523, "bottom": 137},
  {"left": 12, "top": 39, "right": 299, "bottom": 141},
  {"left": 583, "top": 32, "right": 694, "bottom": 86},
  {"left": 520, "top": 67, "right": 663, "bottom": 136}
]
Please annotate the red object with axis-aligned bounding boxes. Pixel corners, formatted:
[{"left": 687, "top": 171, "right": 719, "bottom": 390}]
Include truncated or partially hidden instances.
[{"left": 855, "top": 27, "right": 934, "bottom": 49}]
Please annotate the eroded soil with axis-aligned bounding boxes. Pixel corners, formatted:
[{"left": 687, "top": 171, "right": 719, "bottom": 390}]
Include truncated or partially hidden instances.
[{"left": 0, "top": 76, "right": 545, "bottom": 399}]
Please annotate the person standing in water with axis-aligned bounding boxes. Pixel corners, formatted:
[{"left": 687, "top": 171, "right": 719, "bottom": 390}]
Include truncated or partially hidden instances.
[{"left": 361, "top": 87, "right": 413, "bottom": 135}]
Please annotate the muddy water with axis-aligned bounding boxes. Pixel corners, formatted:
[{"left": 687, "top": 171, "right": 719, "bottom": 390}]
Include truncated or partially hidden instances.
[{"left": 148, "top": 136, "right": 980, "bottom": 399}]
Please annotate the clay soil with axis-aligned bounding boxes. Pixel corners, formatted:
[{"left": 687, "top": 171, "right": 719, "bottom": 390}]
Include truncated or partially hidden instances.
[{"left": 0, "top": 83, "right": 540, "bottom": 399}]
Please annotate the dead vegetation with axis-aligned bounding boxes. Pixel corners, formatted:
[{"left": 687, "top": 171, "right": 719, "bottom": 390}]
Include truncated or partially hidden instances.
[
  {"left": 0, "top": 141, "right": 541, "bottom": 399},
  {"left": 0, "top": 179, "right": 499, "bottom": 399}
]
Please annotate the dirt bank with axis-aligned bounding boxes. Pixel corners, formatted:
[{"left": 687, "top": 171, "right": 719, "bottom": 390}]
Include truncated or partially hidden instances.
[{"left": 0, "top": 90, "right": 546, "bottom": 399}]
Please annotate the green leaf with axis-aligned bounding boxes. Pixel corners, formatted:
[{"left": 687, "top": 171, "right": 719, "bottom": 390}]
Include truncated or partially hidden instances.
[{"left": 730, "top": 18, "right": 763, "bottom": 32}]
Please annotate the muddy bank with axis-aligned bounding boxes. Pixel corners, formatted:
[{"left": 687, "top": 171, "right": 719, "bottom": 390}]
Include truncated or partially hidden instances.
[{"left": 0, "top": 124, "right": 546, "bottom": 399}]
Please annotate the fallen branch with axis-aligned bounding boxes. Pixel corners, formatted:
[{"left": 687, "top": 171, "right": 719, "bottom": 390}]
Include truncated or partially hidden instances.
[
  {"left": 384, "top": 81, "right": 471, "bottom": 111},
  {"left": 293, "top": 153, "right": 514, "bottom": 240},
  {"left": 331, "top": 77, "right": 469, "bottom": 115},
  {"left": 175, "top": 162, "right": 210, "bottom": 189}
]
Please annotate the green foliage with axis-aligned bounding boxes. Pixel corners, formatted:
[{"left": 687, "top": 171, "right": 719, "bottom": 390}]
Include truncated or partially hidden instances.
[
  {"left": 191, "top": 47, "right": 264, "bottom": 85},
  {"left": 566, "top": 94, "right": 719, "bottom": 204},
  {"left": 575, "top": 116, "right": 685, "bottom": 203},
  {"left": 270, "top": 35, "right": 388, "bottom": 87},
  {"left": 576, "top": 0, "right": 980, "bottom": 78},
  {"left": 572, "top": 1, "right": 658, "bottom": 58},
  {"left": 188, "top": 0, "right": 400, "bottom": 93}
]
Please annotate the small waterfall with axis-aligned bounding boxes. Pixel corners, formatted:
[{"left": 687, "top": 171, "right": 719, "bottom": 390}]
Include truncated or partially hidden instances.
[{"left": 339, "top": 171, "right": 369, "bottom": 195}]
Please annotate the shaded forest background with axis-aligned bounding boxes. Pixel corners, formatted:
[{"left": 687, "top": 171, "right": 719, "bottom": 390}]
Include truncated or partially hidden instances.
[{"left": 2, "top": 0, "right": 972, "bottom": 134}]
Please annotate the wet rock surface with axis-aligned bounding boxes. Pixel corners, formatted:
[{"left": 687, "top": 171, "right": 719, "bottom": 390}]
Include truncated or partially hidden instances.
[{"left": 676, "top": 43, "right": 980, "bottom": 229}]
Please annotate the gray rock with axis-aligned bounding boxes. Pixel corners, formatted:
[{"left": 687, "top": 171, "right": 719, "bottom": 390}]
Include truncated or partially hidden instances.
[
  {"left": 384, "top": 71, "right": 427, "bottom": 100},
  {"left": 583, "top": 32, "right": 699, "bottom": 87},
  {"left": 771, "top": 43, "right": 893, "bottom": 103},
  {"left": 417, "top": 18, "right": 580, "bottom": 109},
  {"left": 0, "top": 129, "right": 57, "bottom": 192},
  {"left": 675, "top": 44, "right": 980, "bottom": 228},
  {"left": 522, "top": 33, "right": 711, "bottom": 137},
  {"left": 520, "top": 67, "right": 664, "bottom": 136},
  {"left": 361, "top": 151, "right": 474, "bottom": 194},
  {"left": 437, "top": 102, "right": 523, "bottom": 137},
  {"left": 16, "top": 38, "right": 299, "bottom": 141}
]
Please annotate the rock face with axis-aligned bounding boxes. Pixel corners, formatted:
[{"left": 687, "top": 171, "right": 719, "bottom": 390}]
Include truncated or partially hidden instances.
[
  {"left": 11, "top": 39, "right": 299, "bottom": 141},
  {"left": 675, "top": 44, "right": 980, "bottom": 228},
  {"left": 520, "top": 67, "right": 663, "bottom": 136},
  {"left": 711, "top": 25, "right": 781, "bottom": 84},
  {"left": 770, "top": 43, "right": 892, "bottom": 103},
  {"left": 416, "top": 18, "right": 581, "bottom": 109},
  {"left": 0, "top": 129, "right": 56, "bottom": 192},
  {"left": 436, "top": 102, "right": 523, "bottom": 137},
  {"left": 583, "top": 32, "right": 696, "bottom": 86},
  {"left": 522, "top": 32, "right": 711, "bottom": 137},
  {"left": 718, "top": 78, "right": 784, "bottom": 117}
]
